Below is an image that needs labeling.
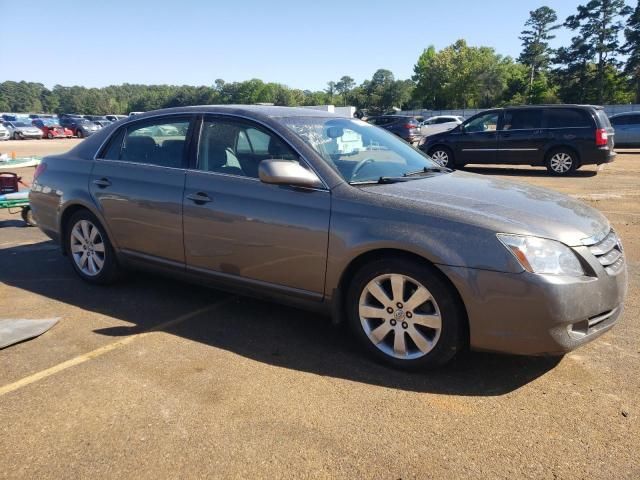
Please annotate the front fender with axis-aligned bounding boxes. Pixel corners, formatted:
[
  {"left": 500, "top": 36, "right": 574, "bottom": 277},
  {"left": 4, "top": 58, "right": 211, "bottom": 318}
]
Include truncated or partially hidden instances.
[{"left": 324, "top": 189, "right": 523, "bottom": 299}]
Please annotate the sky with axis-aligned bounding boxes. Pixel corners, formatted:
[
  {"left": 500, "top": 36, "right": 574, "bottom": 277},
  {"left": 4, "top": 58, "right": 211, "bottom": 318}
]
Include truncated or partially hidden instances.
[{"left": 0, "top": 0, "right": 635, "bottom": 91}]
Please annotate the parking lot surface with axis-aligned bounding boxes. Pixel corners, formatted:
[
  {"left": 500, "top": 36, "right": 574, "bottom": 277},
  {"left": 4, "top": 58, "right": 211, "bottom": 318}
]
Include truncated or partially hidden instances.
[{"left": 1, "top": 141, "right": 639, "bottom": 479}]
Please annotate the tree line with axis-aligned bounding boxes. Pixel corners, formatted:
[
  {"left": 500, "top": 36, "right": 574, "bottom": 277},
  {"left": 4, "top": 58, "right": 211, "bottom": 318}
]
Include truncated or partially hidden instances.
[{"left": 1, "top": 0, "right": 638, "bottom": 116}]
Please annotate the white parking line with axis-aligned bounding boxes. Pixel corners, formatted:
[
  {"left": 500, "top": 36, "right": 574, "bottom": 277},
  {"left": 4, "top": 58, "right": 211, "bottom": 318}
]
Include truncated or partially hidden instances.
[{"left": 0, "top": 298, "right": 234, "bottom": 398}]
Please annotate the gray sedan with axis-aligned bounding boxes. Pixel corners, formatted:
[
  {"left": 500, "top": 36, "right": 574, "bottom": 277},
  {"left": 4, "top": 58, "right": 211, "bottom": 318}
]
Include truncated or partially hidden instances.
[{"left": 29, "top": 106, "right": 628, "bottom": 369}]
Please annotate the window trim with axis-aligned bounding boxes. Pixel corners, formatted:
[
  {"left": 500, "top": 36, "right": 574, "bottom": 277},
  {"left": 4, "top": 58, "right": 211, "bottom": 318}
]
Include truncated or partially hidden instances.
[{"left": 93, "top": 113, "right": 197, "bottom": 168}]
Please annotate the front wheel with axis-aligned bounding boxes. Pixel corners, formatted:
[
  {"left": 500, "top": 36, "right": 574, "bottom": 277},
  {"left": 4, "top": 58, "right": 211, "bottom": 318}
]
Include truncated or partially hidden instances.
[
  {"left": 428, "top": 146, "right": 454, "bottom": 168},
  {"left": 76, "top": 129, "right": 84, "bottom": 139},
  {"left": 346, "top": 258, "right": 465, "bottom": 370},
  {"left": 66, "top": 210, "right": 119, "bottom": 284},
  {"left": 546, "top": 149, "right": 578, "bottom": 175}
]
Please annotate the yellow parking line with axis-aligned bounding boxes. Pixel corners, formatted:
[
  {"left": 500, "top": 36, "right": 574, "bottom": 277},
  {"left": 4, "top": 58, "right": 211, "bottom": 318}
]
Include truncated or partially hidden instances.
[{"left": 0, "top": 298, "right": 234, "bottom": 397}]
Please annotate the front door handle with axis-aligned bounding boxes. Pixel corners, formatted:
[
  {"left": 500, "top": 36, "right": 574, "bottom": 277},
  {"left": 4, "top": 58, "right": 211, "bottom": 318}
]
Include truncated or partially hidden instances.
[
  {"left": 186, "top": 192, "right": 212, "bottom": 204},
  {"left": 93, "top": 178, "right": 111, "bottom": 188}
]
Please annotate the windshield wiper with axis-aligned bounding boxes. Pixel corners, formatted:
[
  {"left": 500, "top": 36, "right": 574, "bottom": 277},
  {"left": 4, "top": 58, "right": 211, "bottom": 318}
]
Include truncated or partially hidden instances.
[
  {"left": 349, "top": 176, "right": 407, "bottom": 185},
  {"left": 402, "top": 166, "right": 452, "bottom": 177},
  {"left": 349, "top": 166, "right": 452, "bottom": 185}
]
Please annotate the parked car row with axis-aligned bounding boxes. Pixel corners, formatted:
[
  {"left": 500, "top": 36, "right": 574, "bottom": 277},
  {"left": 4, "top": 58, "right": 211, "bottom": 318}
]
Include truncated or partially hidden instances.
[{"left": 0, "top": 112, "right": 133, "bottom": 140}]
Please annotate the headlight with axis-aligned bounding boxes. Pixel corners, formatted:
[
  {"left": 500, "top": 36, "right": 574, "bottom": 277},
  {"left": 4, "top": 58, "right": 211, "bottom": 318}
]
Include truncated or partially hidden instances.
[{"left": 497, "top": 234, "right": 584, "bottom": 276}]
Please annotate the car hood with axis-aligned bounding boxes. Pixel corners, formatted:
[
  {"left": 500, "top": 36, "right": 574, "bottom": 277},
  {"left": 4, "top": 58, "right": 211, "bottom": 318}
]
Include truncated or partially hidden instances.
[
  {"left": 17, "top": 126, "right": 40, "bottom": 132},
  {"left": 361, "top": 171, "right": 609, "bottom": 246}
]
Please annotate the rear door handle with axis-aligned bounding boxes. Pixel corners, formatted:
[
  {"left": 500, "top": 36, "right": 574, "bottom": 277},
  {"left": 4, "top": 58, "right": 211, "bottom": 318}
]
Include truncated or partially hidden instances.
[
  {"left": 93, "top": 178, "right": 111, "bottom": 188},
  {"left": 186, "top": 192, "right": 212, "bottom": 204}
]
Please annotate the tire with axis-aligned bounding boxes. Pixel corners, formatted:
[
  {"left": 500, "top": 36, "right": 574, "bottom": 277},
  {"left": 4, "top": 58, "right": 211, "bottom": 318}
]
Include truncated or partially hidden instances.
[
  {"left": 546, "top": 148, "right": 578, "bottom": 176},
  {"left": 76, "top": 129, "right": 84, "bottom": 139},
  {"left": 66, "top": 210, "right": 119, "bottom": 285},
  {"left": 47, "top": 132, "right": 53, "bottom": 139},
  {"left": 13, "top": 132, "right": 21, "bottom": 140},
  {"left": 21, "top": 206, "right": 36, "bottom": 227},
  {"left": 428, "top": 146, "right": 454, "bottom": 168},
  {"left": 346, "top": 257, "right": 465, "bottom": 370}
]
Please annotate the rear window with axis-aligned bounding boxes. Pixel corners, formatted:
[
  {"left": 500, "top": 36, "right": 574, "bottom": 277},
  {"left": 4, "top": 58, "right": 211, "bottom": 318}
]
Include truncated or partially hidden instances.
[
  {"left": 544, "top": 109, "right": 592, "bottom": 128},
  {"left": 595, "top": 110, "right": 612, "bottom": 128}
]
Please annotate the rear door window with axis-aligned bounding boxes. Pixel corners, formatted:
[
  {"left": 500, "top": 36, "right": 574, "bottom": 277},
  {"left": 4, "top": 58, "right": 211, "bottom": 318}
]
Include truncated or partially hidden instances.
[
  {"left": 99, "top": 117, "right": 191, "bottom": 168},
  {"left": 544, "top": 109, "right": 592, "bottom": 128},
  {"left": 503, "top": 110, "right": 542, "bottom": 130}
]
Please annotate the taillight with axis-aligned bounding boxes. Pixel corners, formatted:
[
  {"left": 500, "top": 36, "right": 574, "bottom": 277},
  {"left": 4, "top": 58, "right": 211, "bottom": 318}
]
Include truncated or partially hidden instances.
[
  {"left": 595, "top": 128, "right": 608, "bottom": 146},
  {"left": 404, "top": 123, "right": 417, "bottom": 129},
  {"left": 34, "top": 162, "right": 47, "bottom": 181}
]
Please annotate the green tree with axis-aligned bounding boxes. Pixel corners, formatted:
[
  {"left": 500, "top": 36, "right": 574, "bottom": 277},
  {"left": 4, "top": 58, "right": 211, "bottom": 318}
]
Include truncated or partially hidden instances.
[
  {"left": 622, "top": 0, "right": 640, "bottom": 102},
  {"left": 412, "top": 40, "right": 517, "bottom": 109},
  {"left": 518, "top": 6, "right": 560, "bottom": 102},
  {"left": 335, "top": 75, "right": 355, "bottom": 105},
  {"left": 563, "top": 0, "right": 632, "bottom": 103}
]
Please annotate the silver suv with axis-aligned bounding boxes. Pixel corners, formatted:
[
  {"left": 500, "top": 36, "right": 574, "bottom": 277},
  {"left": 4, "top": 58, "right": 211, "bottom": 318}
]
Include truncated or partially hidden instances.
[{"left": 30, "top": 106, "right": 628, "bottom": 369}]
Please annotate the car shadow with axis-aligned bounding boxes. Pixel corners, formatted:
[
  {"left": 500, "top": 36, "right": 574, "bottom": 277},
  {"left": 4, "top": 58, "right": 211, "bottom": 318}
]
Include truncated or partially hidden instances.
[
  {"left": 1, "top": 241, "right": 561, "bottom": 396},
  {"left": 461, "top": 166, "right": 598, "bottom": 178}
]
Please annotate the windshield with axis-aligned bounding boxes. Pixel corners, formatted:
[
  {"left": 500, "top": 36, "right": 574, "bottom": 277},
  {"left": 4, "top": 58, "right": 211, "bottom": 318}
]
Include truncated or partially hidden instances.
[
  {"left": 13, "top": 122, "right": 30, "bottom": 127},
  {"left": 41, "top": 119, "right": 59, "bottom": 126},
  {"left": 282, "top": 117, "right": 440, "bottom": 183}
]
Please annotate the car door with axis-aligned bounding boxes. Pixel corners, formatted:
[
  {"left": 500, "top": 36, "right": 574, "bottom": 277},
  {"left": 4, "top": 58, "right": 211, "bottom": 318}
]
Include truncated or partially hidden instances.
[
  {"left": 497, "top": 109, "right": 543, "bottom": 164},
  {"left": 182, "top": 115, "right": 331, "bottom": 298},
  {"left": 89, "top": 115, "right": 194, "bottom": 265},
  {"left": 456, "top": 111, "right": 500, "bottom": 164}
]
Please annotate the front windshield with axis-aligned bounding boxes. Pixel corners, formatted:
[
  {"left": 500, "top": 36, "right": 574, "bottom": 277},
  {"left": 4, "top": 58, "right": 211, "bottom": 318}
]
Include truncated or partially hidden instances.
[
  {"left": 41, "top": 119, "right": 58, "bottom": 126},
  {"left": 14, "top": 122, "right": 29, "bottom": 127},
  {"left": 282, "top": 117, "right": 440, "bottom": 183}
]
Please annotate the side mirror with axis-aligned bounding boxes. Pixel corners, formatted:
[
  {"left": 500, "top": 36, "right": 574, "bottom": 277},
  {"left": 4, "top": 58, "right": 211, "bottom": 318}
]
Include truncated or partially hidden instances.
[
  {"left": 259, "top": 159, "right": 323, "bottom": 189},
  {"left": 458, "top": 124, "right": 465, "bottom": 133}
]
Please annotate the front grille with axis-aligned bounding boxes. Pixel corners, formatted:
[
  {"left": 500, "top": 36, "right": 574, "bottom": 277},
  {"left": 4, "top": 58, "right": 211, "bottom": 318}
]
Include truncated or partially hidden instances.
[{"left": 586, "top": 230, "right": 625, "bottom": 275}]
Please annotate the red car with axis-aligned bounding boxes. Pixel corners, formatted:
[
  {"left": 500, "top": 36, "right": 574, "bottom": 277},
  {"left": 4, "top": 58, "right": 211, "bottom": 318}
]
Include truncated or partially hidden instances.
[{"left": 32, "top": 119, "right": 73, "bottom": 139}]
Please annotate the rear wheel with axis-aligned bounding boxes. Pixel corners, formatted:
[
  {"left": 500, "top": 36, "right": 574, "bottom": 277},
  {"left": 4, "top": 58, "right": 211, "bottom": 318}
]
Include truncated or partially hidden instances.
[
  {"left": 346, "top": 258, "right": 465, "bottom": 370},
  {"left": 546, "top": 148, "right": 578, "bottom": 175},
  {"left": 428, "top": 146, "right": 454, "bottom": 168},
  {"left": 66, "top": 210, "right": 119, "bottom": 284}
]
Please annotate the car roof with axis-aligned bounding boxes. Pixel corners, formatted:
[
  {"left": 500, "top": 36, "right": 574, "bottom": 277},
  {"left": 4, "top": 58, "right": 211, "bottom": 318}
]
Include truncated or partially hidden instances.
[
  {"left": 610, "top": 111, "right": 640, "bottom": 117},
  {"left": 125, "top": 105, "right": 342, "bottom": 122},
  {"left": 501, "top": 104, "right": 604, "bottom": 110}
]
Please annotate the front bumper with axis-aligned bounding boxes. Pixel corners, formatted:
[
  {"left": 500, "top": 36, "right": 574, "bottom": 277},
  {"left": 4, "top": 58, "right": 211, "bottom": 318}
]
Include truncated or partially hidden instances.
[{"left": 439, "top": 258, "right": 628, "bottom": 355}]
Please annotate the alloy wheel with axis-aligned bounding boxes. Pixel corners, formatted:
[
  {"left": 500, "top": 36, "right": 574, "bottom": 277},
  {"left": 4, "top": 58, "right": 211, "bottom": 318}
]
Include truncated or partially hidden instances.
[
  {"left": 430, "top": 150, "right": 449, "bottom": 166},
  {"left": 549, "top": 152, "right": 573, "bottom": 173},
  {"left": 70, "top": 219, "right": 105, "bottom": 276},
  {"left": 358, "top": 273, "right": 442, "bottom": 360}
]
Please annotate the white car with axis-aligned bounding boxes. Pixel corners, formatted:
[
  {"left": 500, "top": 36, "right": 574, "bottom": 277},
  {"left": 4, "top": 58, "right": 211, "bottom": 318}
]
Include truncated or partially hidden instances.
[
  {"left": 0, "top": 123, "right": 10, "bottom": 140},
  {"left": 420, "top": 115, "right": 464, "bottom": 137}
]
